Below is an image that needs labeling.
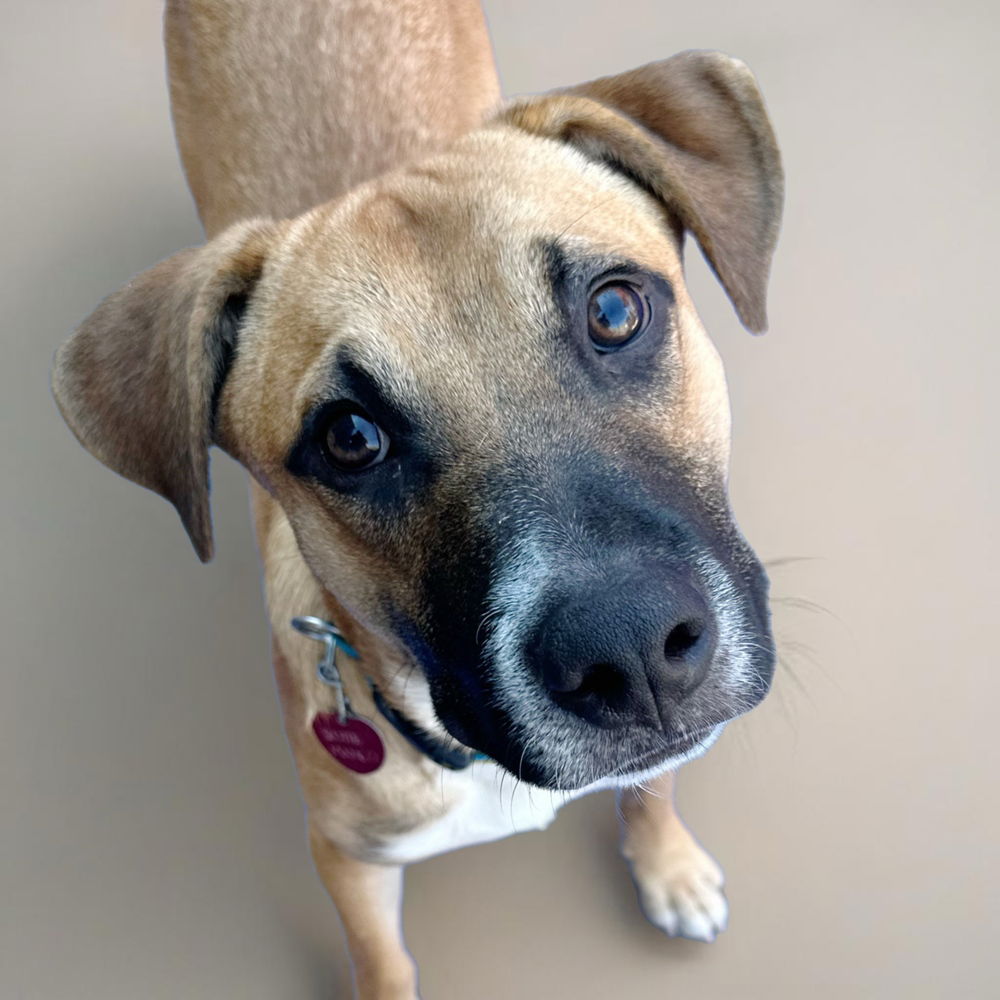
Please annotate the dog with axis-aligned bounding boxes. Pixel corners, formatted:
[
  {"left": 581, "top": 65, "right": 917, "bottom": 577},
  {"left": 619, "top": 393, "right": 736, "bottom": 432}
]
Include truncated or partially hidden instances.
[{"left": 52, "top": 1, "right": 783, "bottom": 996}]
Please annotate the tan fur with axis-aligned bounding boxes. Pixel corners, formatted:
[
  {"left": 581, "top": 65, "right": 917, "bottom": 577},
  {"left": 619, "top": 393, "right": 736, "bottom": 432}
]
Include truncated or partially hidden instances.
[
  {"left": 619, "top": 770, "right": 729, "bottom": 940},
  {"left": 166, "top": 0, "right": 502, "bottom": 235},
  {"left": 52, "top": 2, "right": 782, "bottom": 995}
]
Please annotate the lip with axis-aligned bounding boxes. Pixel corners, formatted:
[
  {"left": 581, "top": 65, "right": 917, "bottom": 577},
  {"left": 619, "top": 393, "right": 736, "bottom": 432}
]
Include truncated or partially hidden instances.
[{"left": 594, "top": 723, "right": 726, "bottom": 787}]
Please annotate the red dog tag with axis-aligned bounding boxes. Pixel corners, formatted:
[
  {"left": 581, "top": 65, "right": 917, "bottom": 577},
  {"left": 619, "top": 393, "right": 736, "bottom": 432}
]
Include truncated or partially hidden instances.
[{"left": 312, "top": 713, "right": 385, "bottom": 773}]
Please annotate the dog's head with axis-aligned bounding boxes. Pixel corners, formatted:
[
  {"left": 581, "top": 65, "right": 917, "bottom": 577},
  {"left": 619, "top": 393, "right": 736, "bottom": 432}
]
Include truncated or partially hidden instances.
[{"left": 54, "top": 53, "right": 782, "bottom": 789}]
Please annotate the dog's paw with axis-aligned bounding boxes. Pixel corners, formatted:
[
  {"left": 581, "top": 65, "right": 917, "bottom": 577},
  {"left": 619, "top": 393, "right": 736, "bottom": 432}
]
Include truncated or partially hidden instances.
[{"left": 628, "top": 839, "right": 728, "bottom": 942}]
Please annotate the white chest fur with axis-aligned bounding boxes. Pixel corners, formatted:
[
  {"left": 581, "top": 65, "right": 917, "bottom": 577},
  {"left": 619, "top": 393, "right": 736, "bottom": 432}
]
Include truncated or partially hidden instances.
[{"left": 370, "top": 760, "right": 585, "bottom": 865}]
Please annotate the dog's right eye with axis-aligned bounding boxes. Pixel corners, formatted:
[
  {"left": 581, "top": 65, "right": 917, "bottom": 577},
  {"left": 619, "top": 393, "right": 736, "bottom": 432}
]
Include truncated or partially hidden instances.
[{"left": 321, "top": 409, "right": 389, "bottom": 471}]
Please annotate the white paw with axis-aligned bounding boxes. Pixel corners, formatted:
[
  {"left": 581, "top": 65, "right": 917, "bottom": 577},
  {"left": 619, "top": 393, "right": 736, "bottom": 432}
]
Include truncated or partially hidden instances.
[{"left": 630, "top": 844, "right": 728, "bottom": 942}]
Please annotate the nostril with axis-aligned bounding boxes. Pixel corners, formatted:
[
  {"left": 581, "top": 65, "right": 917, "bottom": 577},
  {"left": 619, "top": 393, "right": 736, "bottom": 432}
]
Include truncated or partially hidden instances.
[
  {"left": 550, "top": 662, "right": 627, "bottom": 704},
  {"left": 575, "top": 662, "right": 627, "bottom": 701},
  {"left": 664, "top": 620, "right": 703, "bottom": 662}
]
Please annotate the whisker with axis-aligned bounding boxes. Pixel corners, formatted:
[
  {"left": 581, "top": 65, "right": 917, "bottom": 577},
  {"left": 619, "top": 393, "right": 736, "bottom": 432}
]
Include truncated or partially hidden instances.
[
  {"left": 764, "top": 555, "right": 823, "bottom": 569},
  {"left": 552, "top": 194, "right": 618, "bottom": 241},
  {"left": 772, "top": 594, "right": 844, "bottom": 625}
]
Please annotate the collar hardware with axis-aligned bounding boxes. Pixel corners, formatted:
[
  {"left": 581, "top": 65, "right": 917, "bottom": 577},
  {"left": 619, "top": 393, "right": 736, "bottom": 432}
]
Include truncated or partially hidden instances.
[
  {"left": 291, "top": 615, "right": 359, "bottom": 723},
  {"left": 290, "top": 615, "right": 489, "bottom": 771}
]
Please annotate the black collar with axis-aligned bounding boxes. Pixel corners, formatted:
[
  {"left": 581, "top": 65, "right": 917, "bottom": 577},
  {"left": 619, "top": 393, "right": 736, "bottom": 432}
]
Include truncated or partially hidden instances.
[{"left": 370, "top": 684, "right": 487, "bottom": 771}]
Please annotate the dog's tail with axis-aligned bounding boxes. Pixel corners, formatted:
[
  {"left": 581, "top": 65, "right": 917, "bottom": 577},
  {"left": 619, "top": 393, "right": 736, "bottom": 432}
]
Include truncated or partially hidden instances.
[{"left": 164, "top": 0, "right": 500, "bottom": 237}]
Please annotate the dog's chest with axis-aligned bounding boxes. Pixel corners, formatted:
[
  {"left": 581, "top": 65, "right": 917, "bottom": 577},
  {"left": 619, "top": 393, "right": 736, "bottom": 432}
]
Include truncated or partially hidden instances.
[{"left": 369, "top": 762, "right": 575, "bottom": 865}]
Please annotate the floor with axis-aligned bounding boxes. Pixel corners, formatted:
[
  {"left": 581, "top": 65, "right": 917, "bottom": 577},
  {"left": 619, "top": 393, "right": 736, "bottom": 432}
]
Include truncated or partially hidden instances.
[{"left": 3, "top": 1, "right": 997, "bottom": 997}]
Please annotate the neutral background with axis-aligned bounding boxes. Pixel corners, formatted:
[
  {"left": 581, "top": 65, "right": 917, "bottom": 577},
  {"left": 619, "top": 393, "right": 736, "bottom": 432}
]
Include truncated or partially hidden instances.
[{"left": 3, "top": 1, "right": 997, "bottom": 997}]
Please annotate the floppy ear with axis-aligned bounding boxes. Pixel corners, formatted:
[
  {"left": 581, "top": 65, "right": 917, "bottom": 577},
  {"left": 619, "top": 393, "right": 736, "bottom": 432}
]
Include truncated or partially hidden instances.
[
  {"left": 52, "top": 219, "right": 280, "bottom": 562},
  {"left": 499, "top": 50, "right": 783, "bottom": 332}
]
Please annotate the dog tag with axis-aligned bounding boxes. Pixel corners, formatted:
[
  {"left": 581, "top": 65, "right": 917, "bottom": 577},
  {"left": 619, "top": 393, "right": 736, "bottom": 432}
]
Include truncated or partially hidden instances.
[
  {"left": 312, "top": 712, "right": 385, "bottom": 774},
  {"left": 292, "top": 615, "right": 385, "bottom": 774}
]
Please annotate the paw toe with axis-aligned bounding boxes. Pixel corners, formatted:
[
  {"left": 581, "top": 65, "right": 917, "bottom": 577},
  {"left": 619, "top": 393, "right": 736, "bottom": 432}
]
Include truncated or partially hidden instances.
[{"left": 632, "top": 850, "right": 728, "bottom": 942}]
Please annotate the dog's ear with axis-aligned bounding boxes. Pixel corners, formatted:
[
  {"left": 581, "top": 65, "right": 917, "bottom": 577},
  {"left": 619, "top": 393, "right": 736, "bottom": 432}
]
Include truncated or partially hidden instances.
[
  {"left": 52, "top": 219, "right": 280, "bottom": 562},
  {"left": 499, "top": 51, "right": 783, "bottom": 332}
]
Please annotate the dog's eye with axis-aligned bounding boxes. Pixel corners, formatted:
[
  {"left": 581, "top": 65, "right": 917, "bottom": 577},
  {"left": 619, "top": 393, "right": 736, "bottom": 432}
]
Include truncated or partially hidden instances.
[
  {"left": 322, "top": 409, "right": 388, "bottom": 471},
  {"left": 588, "top": 282, "right": 647, "bottom": 350}
]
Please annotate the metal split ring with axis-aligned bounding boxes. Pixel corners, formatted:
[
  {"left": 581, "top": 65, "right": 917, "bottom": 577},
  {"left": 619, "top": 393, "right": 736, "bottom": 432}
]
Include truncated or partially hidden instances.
[{"left": 291, "top": 616, "right": 360, "bottom": 722}]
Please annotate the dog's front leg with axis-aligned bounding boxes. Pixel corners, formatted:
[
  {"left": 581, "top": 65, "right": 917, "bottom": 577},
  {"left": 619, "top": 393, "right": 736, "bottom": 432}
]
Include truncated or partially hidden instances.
[
  {"left": 309, "top": 825, "right": 417, "bottom": 1000},
  {"left": 618, "top": 770, "right": 728, "bottom": 942}
]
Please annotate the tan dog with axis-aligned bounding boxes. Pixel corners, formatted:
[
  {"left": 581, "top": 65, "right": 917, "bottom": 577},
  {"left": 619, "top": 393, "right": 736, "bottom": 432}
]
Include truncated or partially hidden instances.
[{"left": 52, "top": 1, "right": 783, "bottom": 996}]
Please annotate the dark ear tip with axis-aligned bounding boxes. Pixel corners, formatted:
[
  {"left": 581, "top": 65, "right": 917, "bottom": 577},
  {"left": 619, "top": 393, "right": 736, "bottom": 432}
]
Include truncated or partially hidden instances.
[
  {"left": 745, "top": 307, "right": 769, "bottom": 334},
  {"left": 735, "top": 299, "right": 769, "bottom": 334},
  {"left": 179, "top": 507, "right": 214, "bottom": 563},
  {"left": 191, "top": 534, "right": 214, "bottom": 563}
]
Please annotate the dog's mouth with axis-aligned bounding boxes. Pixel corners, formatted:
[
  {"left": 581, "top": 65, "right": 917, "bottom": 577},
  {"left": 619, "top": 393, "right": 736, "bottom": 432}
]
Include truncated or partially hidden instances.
[
  {"left": 605, "top": 722, "right": 727, "bottom": 780},
  {"left": 424, "top": 642, "right": 771, "bottom": 791},
  {"left": 445, "top": 715, "right": 733, "bottom": 791}
]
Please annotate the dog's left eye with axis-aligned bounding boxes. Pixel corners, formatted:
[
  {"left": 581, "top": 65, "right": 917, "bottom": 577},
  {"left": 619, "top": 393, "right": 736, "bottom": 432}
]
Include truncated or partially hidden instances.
[
  {"left": 321, "top": 409, "right": 389, "bottom": 471},
  {"left": 588, "top": 282, "right": 648, "bottom": 350}
]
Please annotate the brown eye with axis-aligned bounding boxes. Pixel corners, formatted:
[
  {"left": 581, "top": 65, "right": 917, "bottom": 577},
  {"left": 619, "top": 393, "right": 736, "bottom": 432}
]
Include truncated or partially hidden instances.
[
  {"left": 587, "top": 282, "right": 647, "bottom": 350},
  {"left": 323, "top": 410, "right": 387, "bottom": 471}
]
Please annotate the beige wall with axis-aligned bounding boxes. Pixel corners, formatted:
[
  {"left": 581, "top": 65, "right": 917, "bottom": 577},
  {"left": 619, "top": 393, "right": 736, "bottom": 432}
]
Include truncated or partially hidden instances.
[{"left": 3, "top": 1, "right": 997, "bottom": 997}]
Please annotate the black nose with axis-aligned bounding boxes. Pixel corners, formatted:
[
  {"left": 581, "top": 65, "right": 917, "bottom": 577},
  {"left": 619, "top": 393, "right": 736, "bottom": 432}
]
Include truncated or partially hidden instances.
[{"left": 527, "top": 572, "right": 716, "bottom": 729}]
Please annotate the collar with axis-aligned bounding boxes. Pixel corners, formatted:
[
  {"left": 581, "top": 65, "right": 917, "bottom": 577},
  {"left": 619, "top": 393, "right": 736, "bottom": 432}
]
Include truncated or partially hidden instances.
[
  {"left": 369, "top": 683, "right": 489, "bottom": 772},
  {"left": 292, "top": 614, "right": 487, "bottom": 772}
]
